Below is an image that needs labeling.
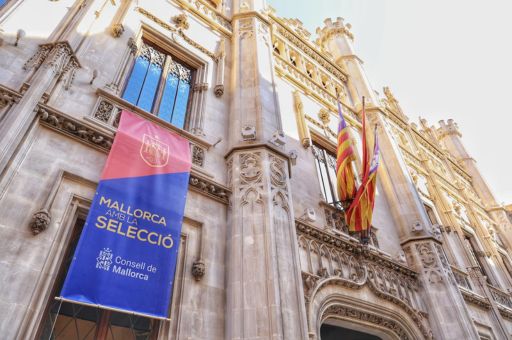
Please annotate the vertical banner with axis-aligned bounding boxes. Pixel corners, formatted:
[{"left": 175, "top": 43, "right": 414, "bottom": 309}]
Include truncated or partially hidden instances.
[{"left": 61, "top": 110, "right": 191, "bottom": 318}]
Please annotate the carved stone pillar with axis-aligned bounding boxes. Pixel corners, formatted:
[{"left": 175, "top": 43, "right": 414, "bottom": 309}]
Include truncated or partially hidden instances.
[
  {"left": 226, "top": 148, "right": 308, "bottom": 339},
  {"left": 404, "top": 240, "right": 480, "bottom": 339},
  {"left": 0, "top": 41, "right": 79, "bottom": 175},
  {"left": 225, "top": 1, "right": 307, "bottom": 338}
]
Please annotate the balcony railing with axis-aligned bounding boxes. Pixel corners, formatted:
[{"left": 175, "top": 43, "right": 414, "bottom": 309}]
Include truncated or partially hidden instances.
[
  {"left": 89, "top": 89, "right": 209, "bottom": 168},
  {"left": 488, "top": 285, "right": 512, "bottom": 310}
]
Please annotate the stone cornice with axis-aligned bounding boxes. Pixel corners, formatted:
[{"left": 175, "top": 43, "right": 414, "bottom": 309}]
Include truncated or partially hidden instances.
[
  {"left": 36, "top": 103, "right": 230, "bottom": 205},
  {"left": 172, "top": 0, "right": 232, "bottom": 37},
  {"left": 460, "top": 288, "right": 492, "bottom": 310},
  {"left": 0, "top": 84, "right": 21, "bottom": 108},
  {"left": 37, "top": 103, "right": 114, "bottom": 152},
  {"left": 232, "top": 10, "right": 270, "bottom": 26}
]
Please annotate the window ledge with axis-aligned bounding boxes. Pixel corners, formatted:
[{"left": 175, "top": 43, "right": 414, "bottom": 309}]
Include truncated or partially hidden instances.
[{"left": 96, "top": 88, "right": 212, "bottom": 150}]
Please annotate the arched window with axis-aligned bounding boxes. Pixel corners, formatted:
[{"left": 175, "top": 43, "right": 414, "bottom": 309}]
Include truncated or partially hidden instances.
[{"left": 122, "top": 41, "right": 194, "bottom": 129}]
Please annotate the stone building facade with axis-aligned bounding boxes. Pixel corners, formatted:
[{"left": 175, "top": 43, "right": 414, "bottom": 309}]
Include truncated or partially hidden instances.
[{"left": 0, "top": 0, "right": 511, "bottom": 339}]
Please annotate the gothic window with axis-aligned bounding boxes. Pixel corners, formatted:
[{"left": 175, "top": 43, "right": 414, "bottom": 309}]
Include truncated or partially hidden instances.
[
  {"left": 123, "top": 41, "right": 194, "bottom": 129},
  {"left": 37, "top": 218, "right": 158, "bottom": 340},
  {"left": 312, "top": 142, "right": 338, "bottom": 206}
]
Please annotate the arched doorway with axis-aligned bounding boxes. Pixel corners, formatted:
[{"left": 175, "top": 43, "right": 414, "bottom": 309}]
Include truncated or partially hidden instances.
[{"left": 321, "top": 323, "right": 382, "bottom": 340}]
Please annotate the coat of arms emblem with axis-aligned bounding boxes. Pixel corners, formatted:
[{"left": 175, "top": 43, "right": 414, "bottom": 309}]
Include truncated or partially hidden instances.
[{"left": 140, "top": 134, "right": 169, "bottom": 167}]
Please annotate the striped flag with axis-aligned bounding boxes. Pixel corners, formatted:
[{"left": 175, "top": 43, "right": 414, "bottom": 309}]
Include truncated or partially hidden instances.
[
  {"left": 336, "top": 99, "right": 357, "bottom": 202},
  {"left": 346, "top": 101, "right": 380, "bottom": 236}
]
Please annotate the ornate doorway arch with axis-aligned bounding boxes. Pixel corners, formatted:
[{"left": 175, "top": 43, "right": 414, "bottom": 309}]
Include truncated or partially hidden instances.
[{"left": 308, "top": 286, "right": 431, "bottom": 340}]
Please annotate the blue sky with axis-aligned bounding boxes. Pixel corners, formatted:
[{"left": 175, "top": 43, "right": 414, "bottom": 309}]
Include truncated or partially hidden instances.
[{"left": 268, "top": 0, "right": 512, "bottom": 205}]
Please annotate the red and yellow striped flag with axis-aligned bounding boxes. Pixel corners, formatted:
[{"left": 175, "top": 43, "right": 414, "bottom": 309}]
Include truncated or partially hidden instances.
[
  {"left": 346, "top": 102, "right": 380, "bottom": 236},
  {"left": 336, "top": 99, "right": 357, "bottom": 202}
]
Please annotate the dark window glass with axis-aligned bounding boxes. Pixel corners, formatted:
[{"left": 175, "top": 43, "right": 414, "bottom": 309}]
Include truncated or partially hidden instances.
[
  {"left": 37, "top": 218, "right": 157, "bottom": 340},
  {"left": 123, "top": 42, "right": 193, "bottom": 129},
  {"left": 312, "top": 142, "right": 339, "bottom": 205}
]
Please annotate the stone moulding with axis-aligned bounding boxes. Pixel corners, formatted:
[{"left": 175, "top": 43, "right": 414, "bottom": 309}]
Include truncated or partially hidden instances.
[
  {"left": 36, "top": 104, "right": 230, "bottom": 206},
  {"left": 0, "top": 85, "right": 21, "bottom": 108},
  {"left": 136, "top": 7, "right": 219, "bottom": 62},
  {"left": 188, "top": 171, "right": 230, "bottom": 205},
  {"left": 460, "top": 288, "right": 492, "bottom": 310},
  {"left": 37, "top": 104, "right": 114, "bottom": 152},
  {"left": 323, "top": 304, "right": 413, "bottom": 340}
]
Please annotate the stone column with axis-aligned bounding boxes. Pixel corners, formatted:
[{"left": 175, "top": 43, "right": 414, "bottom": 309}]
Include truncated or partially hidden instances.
[
  {"left": 225, "top": 1, "right": 308, "bottom": 338},
  {"left": 316, "top": 18, "right": 480, "bottom": 339}
]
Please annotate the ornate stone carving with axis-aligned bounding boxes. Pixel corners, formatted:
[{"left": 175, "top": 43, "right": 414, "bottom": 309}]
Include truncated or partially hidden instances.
[
  {"left": 318, "top": 108, "right": 330, "bottom": 125},
  {"left": 296, "top": 221, "right": 424, "bottom": 319},
  {"left": 324, "top": 305, "right": 411, "bottom": 340},
  {"left": 192, "top": 144, "right": 205, "bottom": 167},
  {"left": 460, "top": 289, "right": 491, "bottom": 310},
  {"left": 241, "top": 125, "right": 256, "bottom": 141},
  {"left": 416, "top": 242, "right": 443, "bottom": 284},
  {"left": 324, "top": 205, "right": 349, "bottom": 234},
  {"left": 489, "top": 285, "right": 512, "bottom": 309},
  {"left": 214, "top": 84, "right": 224, "bottom": 97},
  {"left": 110, "top": 23, "right": 125, "bottom": 38},
  {"left": 172, "top": 13, "right": 190, "bottom": 30},
  {"left": 269, "top": 155, "right": 286, "bottom": 189},
  {"left": 240, "top": 152, "right": 262, "bottom": 185},
  {"left": 38, "top": 105, "right": 113, "bottom": 151},
  {"left": 189, "top": 174, "right": 229, "bottom": 204},
  {"left": 93, "top": 100, "right": 114, "bottom": 123},
  {"left": 0, "top": 86, "right": 21, "bottom": 108},
  {"left": 23, "top": 41, "right": 81, "bottom": 90},
  {"left": 30, "top": 209, "right": 51, "bottom": 235},
  {"left": 191, "top": 259, "right": 206, "bottom": 281}
]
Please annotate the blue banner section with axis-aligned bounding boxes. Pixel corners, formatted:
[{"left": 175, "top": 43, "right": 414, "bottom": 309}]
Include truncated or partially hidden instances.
[
  {"left": 61, "top": 172, "right": 189, "bottom": 318},
  {"left": 61, "top": 110, "right": 191, "bottom": 318}
]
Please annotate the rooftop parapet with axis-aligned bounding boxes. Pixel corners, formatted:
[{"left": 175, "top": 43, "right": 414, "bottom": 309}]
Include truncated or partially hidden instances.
[
  {"left": 438, "top": 119, "right": 462, "bottom": 138},
  {"left": 315, "top": 17, "right": 354, "bottom": 47}
]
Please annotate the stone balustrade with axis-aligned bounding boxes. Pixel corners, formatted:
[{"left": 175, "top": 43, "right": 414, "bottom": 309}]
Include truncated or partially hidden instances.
[{"left": 296, "top": 220, "right": 425, "bottom": 315}]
